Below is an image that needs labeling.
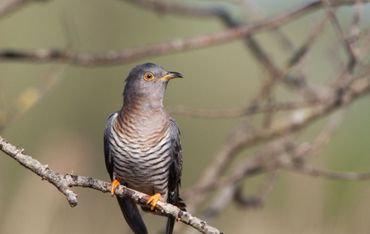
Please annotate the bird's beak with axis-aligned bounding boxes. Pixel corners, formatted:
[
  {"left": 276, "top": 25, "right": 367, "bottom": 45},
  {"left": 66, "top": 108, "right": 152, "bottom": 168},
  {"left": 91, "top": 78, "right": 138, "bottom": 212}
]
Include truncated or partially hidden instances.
[{"left": 159, "top": 71, "right": 183, "bottom": 81}]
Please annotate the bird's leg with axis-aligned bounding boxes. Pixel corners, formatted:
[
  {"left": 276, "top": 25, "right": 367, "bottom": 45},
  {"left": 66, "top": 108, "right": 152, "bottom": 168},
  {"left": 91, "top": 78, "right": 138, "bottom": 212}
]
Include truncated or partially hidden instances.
[
  {"left": 146, "top": 193, "right": 161, "bottom": 210},
  {"left": 111, "top": 179, "right": 121, "bottom": 195}
]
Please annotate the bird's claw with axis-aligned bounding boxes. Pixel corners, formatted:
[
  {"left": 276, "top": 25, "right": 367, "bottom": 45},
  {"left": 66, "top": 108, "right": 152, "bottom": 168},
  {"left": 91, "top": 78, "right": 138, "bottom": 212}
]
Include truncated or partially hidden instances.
[
  {"left": 111, "top": 179, "right": 121, "bottom": 196},
  {"left": 146, "top": 193, "right": 161, "bottom": 210}
]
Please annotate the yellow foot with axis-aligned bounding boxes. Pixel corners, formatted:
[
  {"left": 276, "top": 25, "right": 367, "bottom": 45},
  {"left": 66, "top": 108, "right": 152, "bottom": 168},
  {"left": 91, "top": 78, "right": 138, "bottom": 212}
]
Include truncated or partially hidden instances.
[
  {"left": 146, "top": 193, "right": 161, "bottom": 210},
  {"left": 111, "top": 179, "right": 121, "bottom": 195}
]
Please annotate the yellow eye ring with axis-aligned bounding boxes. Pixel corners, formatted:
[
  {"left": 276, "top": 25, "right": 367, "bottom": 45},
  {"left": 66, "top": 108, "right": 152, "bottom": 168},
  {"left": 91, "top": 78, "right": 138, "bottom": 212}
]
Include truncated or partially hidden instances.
[{"left": 143, "top": 72, "right": 155, "bottom": 81}]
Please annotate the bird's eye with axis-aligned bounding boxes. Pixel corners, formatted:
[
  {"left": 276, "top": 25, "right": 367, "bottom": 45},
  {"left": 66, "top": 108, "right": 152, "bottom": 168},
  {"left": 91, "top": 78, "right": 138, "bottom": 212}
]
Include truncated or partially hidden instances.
[{"left": 143, "top": 72, "right": 155, "bottom": 81}]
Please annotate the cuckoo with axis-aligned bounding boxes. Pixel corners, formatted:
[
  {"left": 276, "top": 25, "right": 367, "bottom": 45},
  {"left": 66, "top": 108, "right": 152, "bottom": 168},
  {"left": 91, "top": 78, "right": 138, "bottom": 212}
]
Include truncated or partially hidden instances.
[{"left": 104, "top": 63, "right": 186, "bottom": 234}]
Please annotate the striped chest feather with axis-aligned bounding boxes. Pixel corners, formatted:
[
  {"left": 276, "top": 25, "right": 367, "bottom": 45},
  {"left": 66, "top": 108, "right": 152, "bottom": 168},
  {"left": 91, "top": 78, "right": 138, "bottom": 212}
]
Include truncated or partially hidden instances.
[{"left": 107, "top": 113, "right": 172, "bottom": 195}]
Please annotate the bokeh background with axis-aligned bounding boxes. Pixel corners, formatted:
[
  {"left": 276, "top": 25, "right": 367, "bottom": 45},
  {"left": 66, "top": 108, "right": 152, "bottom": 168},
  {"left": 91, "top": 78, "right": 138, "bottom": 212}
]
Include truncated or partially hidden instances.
[{"left": 1, "top": 0, "right": 370, "bottom": 233}]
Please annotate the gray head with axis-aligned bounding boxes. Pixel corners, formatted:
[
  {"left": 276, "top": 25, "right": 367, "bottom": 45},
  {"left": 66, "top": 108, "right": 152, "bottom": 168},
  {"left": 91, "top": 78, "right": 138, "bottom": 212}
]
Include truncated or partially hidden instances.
[{"left": 123, "top": 63, "right": 183, "bottom": 108}]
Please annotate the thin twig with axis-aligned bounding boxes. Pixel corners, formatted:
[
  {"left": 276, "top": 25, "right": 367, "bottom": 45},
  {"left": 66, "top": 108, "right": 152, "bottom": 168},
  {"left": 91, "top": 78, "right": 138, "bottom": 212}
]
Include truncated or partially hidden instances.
[
  {"left": 282, "top": 164, "right": 370, "bottom": 181},
  {"left": 169, "top": 100, "right": 325, "bottom": 119},
  {"left": 322, "top": 0, "right": 358, "bottom": 71},
  {"left": 287, "top": 16, "right": 329, "bottom": 67}
]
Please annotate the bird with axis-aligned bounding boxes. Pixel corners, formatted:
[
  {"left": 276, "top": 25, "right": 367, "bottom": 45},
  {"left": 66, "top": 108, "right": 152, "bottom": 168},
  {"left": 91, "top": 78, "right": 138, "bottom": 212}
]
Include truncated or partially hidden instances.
[{"left": 104, "top": 63, "right": 186, "bottom": 234}]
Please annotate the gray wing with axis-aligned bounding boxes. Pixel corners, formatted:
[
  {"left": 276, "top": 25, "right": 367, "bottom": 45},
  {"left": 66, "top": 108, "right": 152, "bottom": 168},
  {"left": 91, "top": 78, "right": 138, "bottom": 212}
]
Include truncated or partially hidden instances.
[
  {"left": 168, "top": 118, "right": 183, "bottom": 196},
  {"left": 104, "top": 113, "right": 116, "bottom": 179},
  {"left": 103, "top": 112, "right": 148, "bottom": 234},
  {"left": 166, "top": 118, "right": 186, "bottom": 234}
]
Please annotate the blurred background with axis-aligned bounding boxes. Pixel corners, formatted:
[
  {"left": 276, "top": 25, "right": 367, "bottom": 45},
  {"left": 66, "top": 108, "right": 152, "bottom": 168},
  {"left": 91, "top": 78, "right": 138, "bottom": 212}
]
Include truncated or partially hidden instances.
[{"left": 1, "top": 0, "right": 370, "bottom": 233}]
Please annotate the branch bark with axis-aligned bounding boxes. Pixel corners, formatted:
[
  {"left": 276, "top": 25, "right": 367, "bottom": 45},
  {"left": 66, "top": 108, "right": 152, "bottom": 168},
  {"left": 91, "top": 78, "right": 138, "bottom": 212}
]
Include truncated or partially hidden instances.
[{"left": 0, "top": 136, "right": 222, "bottom": 234}]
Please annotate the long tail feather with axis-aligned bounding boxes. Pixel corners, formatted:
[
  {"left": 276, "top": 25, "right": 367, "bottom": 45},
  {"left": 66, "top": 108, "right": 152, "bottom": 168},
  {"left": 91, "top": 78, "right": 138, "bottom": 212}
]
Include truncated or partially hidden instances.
[
  {"left": 116, "top": 197, "right": 148, "bottom": 234},
  {"left": 165, "top": 216, "right": 175, "bottom": 234}
]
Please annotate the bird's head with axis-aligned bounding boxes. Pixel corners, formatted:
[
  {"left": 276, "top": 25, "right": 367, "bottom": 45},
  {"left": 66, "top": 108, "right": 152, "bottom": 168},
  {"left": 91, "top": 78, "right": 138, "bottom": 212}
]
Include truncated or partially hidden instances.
[{"left": 123, "top": 63, "right": 183, "bottom": 108}]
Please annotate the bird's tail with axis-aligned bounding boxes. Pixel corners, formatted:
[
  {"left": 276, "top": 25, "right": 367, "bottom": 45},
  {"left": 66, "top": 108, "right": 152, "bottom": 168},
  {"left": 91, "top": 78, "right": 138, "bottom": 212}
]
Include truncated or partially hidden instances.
[
  {"left": 116, "top": 196, "right": 148, "bottom": 234},
  {"left": 165, "top": 196, "right": 187, "bottom": 234},
  {"left": 166, "top": 216, "right": 176, "bottom": 234}
]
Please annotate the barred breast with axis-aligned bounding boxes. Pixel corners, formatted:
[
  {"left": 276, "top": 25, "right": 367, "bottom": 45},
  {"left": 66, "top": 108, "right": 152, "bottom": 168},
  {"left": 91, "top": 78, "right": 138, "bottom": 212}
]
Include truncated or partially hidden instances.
[{"left": 106, "top": 112, "right": 172, "bottom": 200}]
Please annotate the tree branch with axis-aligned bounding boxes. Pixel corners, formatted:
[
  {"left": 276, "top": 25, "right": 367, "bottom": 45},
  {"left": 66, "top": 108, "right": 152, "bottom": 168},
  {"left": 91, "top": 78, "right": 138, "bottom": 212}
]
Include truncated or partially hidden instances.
[
  {"left": 0, "top": 0, "right": 367, "bottom": 66},
  {"left": 169, "top": 100, "right": 324, "bottom": 119},
  {"left": 0, "top": 136, "right": 222, "bottom": 234}
]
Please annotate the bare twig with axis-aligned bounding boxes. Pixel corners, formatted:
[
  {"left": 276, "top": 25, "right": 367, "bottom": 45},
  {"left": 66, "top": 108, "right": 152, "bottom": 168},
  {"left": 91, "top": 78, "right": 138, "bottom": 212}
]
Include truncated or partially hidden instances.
[
  {"left": 322, "top": 0, "right": 358, "bottom": 71},
  {"left": 169, "top": 100, "right": 324, "bottom": 119},
  {"left": 287, "top": 16, "right": 329, "bottom": 67},
  {"left": 347, "top": 0, "right": 364, "bottom": 64},
  {"left": 349, "top": 0, "right": 363, "bottom": 40},
  {"left": 282, "top": 163, "right": 370, "bottom": 181},
  {"left": 0, "top": 136, "right": 222, "bottom": 234}
]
